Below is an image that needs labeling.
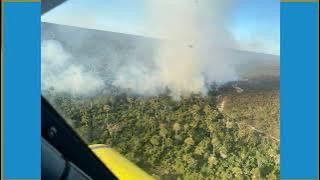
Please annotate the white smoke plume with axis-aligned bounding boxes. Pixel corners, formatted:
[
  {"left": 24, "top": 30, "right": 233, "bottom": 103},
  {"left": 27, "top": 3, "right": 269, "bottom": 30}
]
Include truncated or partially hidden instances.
[
  {"left": 113, "top": 0, "right": 238, "bottom": 99},
  {"left": 42, "top": 0, "right": 239, "bottom": 99},
  {"left": 41, "top": 40, "right": 104, "bottom": 95}
]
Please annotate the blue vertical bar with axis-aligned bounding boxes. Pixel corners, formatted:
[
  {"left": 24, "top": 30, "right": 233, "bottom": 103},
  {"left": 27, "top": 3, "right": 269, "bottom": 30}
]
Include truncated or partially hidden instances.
[
  {"left": 281, "top": 2, "right": 319, "bottom": 179},
  {"left": 3, "top": 2, "right": 41, "bottom": 179}
]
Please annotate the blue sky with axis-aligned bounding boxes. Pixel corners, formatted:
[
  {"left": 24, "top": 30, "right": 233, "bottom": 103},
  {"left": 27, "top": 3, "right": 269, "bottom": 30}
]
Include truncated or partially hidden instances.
[{"left": 42, "top": 0, "right": 280, "bottom": 55}]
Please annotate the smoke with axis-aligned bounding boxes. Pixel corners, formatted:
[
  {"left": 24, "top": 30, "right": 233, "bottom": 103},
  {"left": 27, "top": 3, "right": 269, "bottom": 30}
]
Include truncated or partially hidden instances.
[
  {"left": 41, "top": 40, "right": 104, "bottom": 95},
  {"left": 42, "top": 0, "right": 239, "bottom": 99},
  {"left": 113, "top": 0, "right": 238, "bottom": 99}
]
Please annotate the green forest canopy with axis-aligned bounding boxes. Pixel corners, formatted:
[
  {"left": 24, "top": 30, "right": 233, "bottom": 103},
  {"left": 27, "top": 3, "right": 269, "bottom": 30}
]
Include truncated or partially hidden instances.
[{"left": 45, "top": 88, "right": 279, "bottom": 180}]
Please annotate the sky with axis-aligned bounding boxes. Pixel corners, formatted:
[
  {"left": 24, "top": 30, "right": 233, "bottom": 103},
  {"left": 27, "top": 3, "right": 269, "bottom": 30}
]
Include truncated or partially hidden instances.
[{"left": 42, "top": 0, "right": 280, "bottom": 55}]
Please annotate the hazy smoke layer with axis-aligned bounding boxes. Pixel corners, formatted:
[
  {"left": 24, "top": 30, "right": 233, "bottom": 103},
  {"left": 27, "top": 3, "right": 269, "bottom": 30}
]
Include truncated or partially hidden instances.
[
  {"left": 42, "top": 0, "right": 239, "bottom": 99},
  {"left": 41, "top": 40, "right": 104, "bottom": 95},
  {"left": 113, "top": 0, "right": 238, "bottom": 98}
]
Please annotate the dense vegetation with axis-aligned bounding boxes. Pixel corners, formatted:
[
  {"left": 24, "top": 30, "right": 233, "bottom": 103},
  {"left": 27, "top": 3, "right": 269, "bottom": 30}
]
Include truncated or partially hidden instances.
[
  {"left": 42, "top": 22, "right": 280, "bottom": 180},
  {"left": 219, "top": 77, "right": 280, "bottom": 139},
  {"left": 221, "top": 90, "right": 279, "bottom": 139},
  {"left": 45, "top": 88, "right": 279, "bottom": 180}
]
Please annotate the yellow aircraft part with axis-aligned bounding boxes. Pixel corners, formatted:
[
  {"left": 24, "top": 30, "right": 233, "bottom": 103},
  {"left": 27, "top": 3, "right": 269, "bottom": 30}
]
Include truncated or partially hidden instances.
[{"left": 89, "top": 144, "right": 155, "bottom": 180}]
